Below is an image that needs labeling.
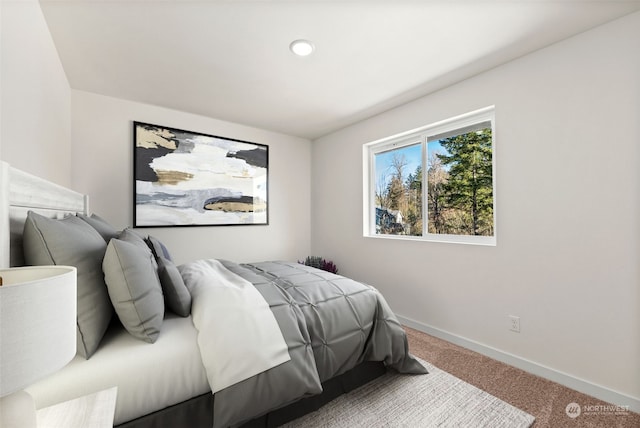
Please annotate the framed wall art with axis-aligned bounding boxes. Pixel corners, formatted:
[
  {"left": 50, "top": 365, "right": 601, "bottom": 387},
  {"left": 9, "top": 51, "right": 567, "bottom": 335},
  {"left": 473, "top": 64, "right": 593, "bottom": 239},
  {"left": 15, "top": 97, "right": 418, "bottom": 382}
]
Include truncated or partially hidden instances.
[{"left": 133, "top": 121, "right": 268, "bottom": 227}]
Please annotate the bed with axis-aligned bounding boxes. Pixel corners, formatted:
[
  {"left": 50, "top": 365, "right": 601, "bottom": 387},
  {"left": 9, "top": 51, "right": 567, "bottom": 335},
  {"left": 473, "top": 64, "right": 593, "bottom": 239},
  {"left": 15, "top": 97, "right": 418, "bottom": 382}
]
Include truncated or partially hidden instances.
[{"left": 0, "top": 161, "right": 427, "bottom": 427}]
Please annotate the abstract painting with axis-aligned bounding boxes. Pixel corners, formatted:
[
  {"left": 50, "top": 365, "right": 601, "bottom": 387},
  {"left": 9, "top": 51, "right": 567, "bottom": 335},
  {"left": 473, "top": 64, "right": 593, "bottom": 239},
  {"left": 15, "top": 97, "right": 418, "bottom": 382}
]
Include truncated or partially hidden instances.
[{"left": 134, "top": 122, "right": 268, "bottom": 227}]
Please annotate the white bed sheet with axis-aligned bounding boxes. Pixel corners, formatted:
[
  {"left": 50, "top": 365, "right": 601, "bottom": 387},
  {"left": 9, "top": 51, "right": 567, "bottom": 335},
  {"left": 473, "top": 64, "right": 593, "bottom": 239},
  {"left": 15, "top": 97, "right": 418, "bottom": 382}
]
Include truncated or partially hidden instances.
[{"left": 26, "top": 313, "right": 210, "bottom": 425}]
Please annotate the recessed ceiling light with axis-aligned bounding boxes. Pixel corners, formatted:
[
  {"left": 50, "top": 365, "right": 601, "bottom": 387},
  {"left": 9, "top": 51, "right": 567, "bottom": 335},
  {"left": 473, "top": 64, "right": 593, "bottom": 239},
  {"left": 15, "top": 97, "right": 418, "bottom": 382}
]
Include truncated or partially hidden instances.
[{"left": 289, "top": 39, "right": 315, "bottom": 57}]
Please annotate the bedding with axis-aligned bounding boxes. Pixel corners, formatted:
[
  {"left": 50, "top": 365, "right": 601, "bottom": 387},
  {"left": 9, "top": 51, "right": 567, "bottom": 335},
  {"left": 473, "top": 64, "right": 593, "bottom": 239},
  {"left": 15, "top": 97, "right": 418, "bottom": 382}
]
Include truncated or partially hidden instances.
[
  {"left": 23, "top": 211, "right": 113, "bottom": 359},
  {"left": 103, "top": 238, "right": 165, "bottom": 343},
  {"left": 156, "top": 256, "right": 192, "bottom": 316},
  {"left": 20, "top": 209, "right": 426, "bottom": 427},
  {"left": 25, "top": 314, "right": 210, "bottom": 426},
  {"left": 181, "top": 259, "right": 291, "bottom": 394},
  {"left": 181, "top": 259, "right": 427, "bottom": 427}
]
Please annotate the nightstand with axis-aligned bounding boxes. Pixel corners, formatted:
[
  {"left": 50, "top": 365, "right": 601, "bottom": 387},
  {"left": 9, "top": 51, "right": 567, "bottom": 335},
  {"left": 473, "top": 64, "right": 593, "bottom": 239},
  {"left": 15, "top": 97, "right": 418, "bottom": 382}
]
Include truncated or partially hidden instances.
[{"left": 36, "top": 387, "right": 117, "bottom": 428}]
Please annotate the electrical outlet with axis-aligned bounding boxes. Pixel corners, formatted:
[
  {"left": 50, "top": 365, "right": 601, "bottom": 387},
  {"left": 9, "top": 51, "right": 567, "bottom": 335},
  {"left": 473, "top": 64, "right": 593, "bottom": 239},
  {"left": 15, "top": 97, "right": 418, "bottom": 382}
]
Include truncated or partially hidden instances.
[{"left": 509, "top": 315, "right": 520, "bottom": 333}]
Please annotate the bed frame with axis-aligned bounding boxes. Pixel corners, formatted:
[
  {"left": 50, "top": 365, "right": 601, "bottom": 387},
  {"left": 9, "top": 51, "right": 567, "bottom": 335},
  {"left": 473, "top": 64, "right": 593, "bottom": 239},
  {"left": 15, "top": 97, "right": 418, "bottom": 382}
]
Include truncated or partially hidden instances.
[
  {"left": 0, "top": 161, "right": 385, "bottom": 427},
  {"left": 0, "top": 162, "right": 88, "bottom": 268},
  {"left": 119, "top": 362, "right": 385, "bottom": 428}
]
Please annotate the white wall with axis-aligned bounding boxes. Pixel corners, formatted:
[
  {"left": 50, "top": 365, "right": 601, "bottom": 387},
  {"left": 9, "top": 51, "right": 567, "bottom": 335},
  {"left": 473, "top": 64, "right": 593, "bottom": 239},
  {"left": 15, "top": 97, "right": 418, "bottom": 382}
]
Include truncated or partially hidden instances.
[
  {"left": 0, "top": 0, "right": 311, "bottom": 265},
  {"left": 71, "top": 90, "right": 312, "bottom": 264},
  {"left": 0, "top": 0, "right": 71, "bottom": 187},
  {"left": 312, "top": 11, "right": 640, "bottom": 404}
]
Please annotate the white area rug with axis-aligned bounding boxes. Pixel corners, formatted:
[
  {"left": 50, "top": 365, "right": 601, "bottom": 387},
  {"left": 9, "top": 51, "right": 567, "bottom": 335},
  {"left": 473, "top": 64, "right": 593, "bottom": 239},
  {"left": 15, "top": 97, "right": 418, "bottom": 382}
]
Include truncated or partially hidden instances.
[{"left": 283, "top": 359, "right": 535, "bottom": 427}]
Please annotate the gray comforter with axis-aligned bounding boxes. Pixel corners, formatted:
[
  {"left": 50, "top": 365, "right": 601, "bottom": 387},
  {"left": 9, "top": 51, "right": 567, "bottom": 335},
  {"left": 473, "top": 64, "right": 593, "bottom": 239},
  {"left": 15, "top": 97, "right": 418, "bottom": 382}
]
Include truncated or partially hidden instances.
[{"left": 211, "top": 260, "right": 427, "bottom": 427}]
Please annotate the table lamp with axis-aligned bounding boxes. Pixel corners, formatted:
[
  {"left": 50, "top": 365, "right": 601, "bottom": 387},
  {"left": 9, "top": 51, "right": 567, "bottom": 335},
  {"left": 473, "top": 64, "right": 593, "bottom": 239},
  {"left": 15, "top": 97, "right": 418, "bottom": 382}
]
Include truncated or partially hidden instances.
[{"left": 0, "top": 265, "right": 77, "bottom": 428}]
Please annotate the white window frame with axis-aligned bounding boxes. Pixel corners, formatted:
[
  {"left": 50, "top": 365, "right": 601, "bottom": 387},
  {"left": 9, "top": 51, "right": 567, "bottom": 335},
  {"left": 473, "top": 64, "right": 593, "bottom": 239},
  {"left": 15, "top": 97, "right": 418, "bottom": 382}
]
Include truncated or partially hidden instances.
[{"left": 363, "top": 106, "right": 496, "bottom": 246}]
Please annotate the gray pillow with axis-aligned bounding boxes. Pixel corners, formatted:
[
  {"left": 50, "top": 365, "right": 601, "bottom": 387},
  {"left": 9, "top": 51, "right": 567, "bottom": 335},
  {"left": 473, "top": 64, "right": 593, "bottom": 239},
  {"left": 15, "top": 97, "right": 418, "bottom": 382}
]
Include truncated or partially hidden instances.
[
  {"left": 118, "top": 227, "right": 147, "bottom": 246},
  {"left": 157, "top": 256, "right": 191, "bottom": 317},
  {"left": 119, "top": 228, "right": 158, "bottom": 269},
  {"left": 23, "top": 211, "right": 113, "bottom": 359},
  {"left": 77, "top": 213, "right": 119, "bottom": 242},
  {"left": 146, "top": 235, "right": 173, "bottom": 261},
  {"left": 103, "top": 239, "right": 164, "bottom": 343}
]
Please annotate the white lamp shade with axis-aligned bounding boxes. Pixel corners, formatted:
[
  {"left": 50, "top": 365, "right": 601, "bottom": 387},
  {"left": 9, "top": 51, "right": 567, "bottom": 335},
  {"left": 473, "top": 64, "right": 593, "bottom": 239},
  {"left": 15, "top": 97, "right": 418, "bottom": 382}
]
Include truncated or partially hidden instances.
[{"left": 0, "top": 266, "right": 77, "bottom": 397}]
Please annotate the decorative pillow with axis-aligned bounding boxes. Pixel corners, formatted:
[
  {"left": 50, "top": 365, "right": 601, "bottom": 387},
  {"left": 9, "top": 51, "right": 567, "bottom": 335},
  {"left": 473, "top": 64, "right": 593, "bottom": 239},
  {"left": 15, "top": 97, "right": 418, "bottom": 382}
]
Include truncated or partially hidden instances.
[
  {"left": 157, "top": 256, "right": 191, "bottom": 317},
  {"left": 23, "top": 211, "right": 113, "bottom": 359},
  {"left": 103, "top": 239, "right": 164, "bottom": 343},
  {"left": 119, "top": 228, "right": 158, "bottom": 269},
  {"left": 119, "top": 228, "right": 151, "bottom": 250},
  {"left": 146, "top": 235, "right": 173, "bottom": 261},
  {"left": 77, "top": 213, "right": 119, "bottom": 242}
]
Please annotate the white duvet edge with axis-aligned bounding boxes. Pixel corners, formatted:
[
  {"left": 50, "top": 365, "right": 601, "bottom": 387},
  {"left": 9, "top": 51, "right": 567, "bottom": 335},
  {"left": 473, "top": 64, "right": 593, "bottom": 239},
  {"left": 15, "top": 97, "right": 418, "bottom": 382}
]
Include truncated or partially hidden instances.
[{"left": 180, "top": 259, "right": 291, "bottom": 393}]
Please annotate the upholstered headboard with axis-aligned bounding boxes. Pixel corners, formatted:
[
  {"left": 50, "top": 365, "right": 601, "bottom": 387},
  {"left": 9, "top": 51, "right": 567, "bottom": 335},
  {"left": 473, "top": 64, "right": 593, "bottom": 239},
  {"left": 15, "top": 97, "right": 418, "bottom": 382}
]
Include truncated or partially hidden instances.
[{"left": 0, "top": 162, "right": 88, "bottom": 268}]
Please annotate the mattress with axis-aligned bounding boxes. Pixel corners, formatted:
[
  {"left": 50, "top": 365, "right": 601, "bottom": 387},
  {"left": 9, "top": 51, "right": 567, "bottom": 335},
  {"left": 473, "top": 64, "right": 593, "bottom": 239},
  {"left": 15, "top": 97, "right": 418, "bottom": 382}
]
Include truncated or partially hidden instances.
[{"left": 25, "top": 313, "right": 210, "bottom": 425}]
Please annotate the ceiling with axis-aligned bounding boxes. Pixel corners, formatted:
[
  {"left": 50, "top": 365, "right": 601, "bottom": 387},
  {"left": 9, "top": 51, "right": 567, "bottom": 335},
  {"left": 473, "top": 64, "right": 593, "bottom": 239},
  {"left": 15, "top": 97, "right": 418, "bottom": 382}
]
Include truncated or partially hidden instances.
[{"left": 40, "top": 0, "right": 640, "bottom": 140}]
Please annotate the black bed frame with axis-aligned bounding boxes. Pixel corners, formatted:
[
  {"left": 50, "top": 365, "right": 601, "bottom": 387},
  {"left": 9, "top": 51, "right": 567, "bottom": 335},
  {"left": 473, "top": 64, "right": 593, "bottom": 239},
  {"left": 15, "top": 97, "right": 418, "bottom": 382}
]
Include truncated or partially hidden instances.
[{"left": 116, "top": 361, "right": 386, "bottom": 428}]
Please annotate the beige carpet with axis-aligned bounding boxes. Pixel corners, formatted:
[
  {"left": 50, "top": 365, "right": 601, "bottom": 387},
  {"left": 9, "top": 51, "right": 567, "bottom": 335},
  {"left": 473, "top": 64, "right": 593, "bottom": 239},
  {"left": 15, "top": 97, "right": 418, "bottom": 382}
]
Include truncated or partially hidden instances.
[
  {"left": 283, "top": 358, "right": 535, "bottom": 427},
  {"left": 404, "top": 326, "right": 640, "bottom": 428}
]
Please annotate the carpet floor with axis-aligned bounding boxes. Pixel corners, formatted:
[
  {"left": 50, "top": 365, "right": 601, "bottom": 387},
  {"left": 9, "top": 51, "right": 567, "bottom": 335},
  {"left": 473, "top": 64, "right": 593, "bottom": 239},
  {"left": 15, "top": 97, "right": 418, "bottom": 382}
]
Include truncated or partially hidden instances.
[{"left": 405, "top": 326, "right": 640, "bottom": 428}]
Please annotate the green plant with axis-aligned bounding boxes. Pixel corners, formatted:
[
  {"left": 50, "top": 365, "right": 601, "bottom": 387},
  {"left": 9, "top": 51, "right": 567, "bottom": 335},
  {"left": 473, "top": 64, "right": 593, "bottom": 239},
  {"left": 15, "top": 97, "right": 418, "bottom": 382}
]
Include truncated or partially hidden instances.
[{"left": 299, "top": 256, "right": 338, "bottom": 274}]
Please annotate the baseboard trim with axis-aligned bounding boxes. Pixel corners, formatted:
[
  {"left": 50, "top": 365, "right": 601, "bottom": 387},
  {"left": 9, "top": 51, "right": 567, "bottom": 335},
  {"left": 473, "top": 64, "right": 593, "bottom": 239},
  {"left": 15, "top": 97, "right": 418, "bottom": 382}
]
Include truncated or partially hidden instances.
[{"left": 398, "top": 314, "right": 640, "bottom": 413}]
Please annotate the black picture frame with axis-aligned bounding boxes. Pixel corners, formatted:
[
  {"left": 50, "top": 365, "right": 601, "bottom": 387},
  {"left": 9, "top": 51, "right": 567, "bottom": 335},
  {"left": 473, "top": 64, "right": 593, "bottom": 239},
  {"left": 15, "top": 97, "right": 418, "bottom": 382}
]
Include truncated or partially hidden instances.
[{"left": 133, "top": 121, "right": 268, "bottom": 227}]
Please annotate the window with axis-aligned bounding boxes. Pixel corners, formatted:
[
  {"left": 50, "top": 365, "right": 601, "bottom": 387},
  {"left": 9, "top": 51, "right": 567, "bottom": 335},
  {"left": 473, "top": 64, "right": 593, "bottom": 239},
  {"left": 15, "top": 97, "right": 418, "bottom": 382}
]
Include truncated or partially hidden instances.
[{"left": 364, "top": 106, "right": 496, "bottom": 245}]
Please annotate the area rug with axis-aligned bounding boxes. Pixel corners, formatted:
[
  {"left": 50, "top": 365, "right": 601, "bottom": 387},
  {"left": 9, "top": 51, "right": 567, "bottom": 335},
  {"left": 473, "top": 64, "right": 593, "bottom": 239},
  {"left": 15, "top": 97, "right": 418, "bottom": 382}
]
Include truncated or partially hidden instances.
[{"left": 282, "top": 359, "right": 535, "bottom": 427}]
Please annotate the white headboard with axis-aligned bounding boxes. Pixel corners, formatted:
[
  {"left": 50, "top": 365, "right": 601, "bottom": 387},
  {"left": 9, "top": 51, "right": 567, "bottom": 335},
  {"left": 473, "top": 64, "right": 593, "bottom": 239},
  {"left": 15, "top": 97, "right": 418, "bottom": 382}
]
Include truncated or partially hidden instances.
[{"left": 0, "top": 162, "right": 89, "bottom": 268}]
